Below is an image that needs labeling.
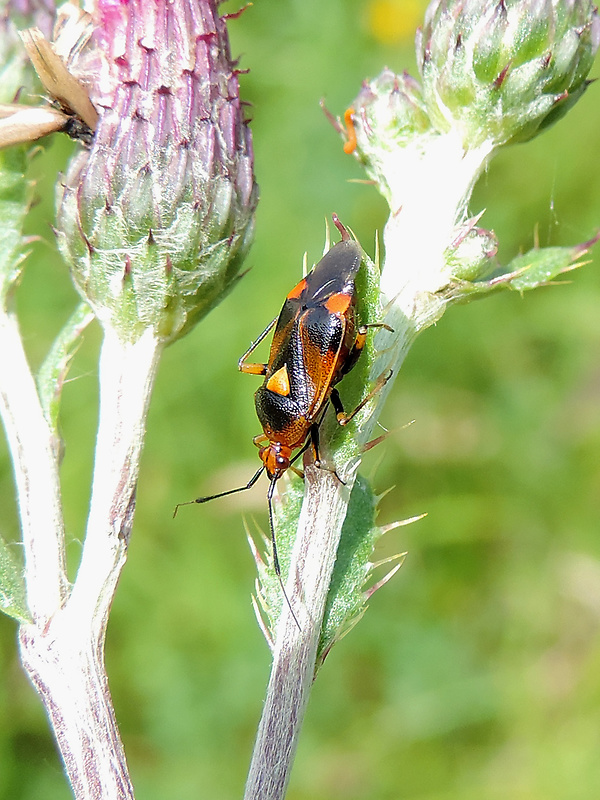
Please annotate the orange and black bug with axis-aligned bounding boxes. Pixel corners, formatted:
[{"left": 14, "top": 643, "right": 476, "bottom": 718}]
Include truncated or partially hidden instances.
[{"left": 175, "top": 215, "right": 391, "bottom": 618}]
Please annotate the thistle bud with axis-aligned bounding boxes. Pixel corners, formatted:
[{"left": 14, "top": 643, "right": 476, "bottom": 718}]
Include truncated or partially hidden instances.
[
  {"left": 416, "top": 0, "right": 600, "bottom": 148},
  {"left": 341, "top": 69, "right": 434, "bottom": 209},
  {"left": 56, "top": 0, "right": 257, "bottom": 343},
  {"left": 340, "top": 2, "right": 599, "bottom": 306}
]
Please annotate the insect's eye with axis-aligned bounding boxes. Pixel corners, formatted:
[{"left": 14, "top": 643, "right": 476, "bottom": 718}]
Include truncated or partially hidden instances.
[{"left": 276, "top": 455, "right": 287, "bottom": 467}]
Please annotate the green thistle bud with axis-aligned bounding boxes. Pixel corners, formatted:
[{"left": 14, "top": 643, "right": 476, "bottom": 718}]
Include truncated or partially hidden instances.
[
  {"left": 444, "top": 217, "right": 498, "bottom": 281},
  {"left": 342, "top": 69, "right": 436, "bottom": 209},
  {"left": 416, "top": 0, "right": 600, "bottom": 148},
  {"left": 340, "top": 1, "right": 599, "bottom": 306},
  {"left": 56, "top": 0, "right": 257, "bottom": 343},
  {"left": 353, "top": 68, "right": 432, "bottom": 152}
]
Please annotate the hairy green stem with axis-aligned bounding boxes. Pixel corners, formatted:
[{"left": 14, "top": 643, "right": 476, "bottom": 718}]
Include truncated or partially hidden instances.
[
  {"left": 243, "top": 120, "right": 496, "bottom": 800},
  {"left": 244, "top": 465, "right": 354, "bottom": 799}
]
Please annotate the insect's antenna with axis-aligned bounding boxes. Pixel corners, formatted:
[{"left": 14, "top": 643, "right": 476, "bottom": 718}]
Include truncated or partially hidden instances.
[
  {"left": 173, "top": 466, "right": 264, "bottom": 518},
  {"left": 267, "top": 478, "right": 301, "bottom": 631}
]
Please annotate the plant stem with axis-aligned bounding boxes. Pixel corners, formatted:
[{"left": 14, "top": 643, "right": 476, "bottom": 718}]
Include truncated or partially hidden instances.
[
  {"left": 9, "top": 325, "right": 162, "bottom": 799},
  {"left": 244, "top": 464, "right": 354, "bottom": 800},
  {"left": 18, "top": 628, "right": 135, "bottom": 800},
  {"left": 243, "top": 139, "right": 488, "bottom": 797},
  {"left": 0, "top": 307, "right": 67, "bottom": 619},
  {"left": 69, "top": 327, "right": 161, "bottom": 625}
]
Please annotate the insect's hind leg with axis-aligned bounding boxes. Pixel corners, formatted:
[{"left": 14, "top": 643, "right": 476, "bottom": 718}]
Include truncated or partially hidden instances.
[{"left": 332, "top": 368, "right": 393, "bottom": 427}]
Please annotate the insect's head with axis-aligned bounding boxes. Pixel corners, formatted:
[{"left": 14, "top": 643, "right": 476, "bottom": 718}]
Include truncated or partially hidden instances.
[{"left": 259, "top": 441, "right": 292, "bottom": 480}]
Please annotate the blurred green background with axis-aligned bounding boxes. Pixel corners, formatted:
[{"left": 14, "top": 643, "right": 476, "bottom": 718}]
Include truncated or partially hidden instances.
[{"left": 2, "top": 0, "right": 600, "bottom": 797}]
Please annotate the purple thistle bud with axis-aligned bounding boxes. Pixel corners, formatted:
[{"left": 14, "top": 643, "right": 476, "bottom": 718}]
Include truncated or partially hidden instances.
[{"left": 56, "top": 0, "right": 257, "bottom": 342}]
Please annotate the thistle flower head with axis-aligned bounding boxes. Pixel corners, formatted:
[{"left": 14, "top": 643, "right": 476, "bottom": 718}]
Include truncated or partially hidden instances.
[
  {"left": 56, "top": 0, "right": 257, "bottom": 343},
  {"left": 416, "top": 0, "right": 600, "bottom": 148}
]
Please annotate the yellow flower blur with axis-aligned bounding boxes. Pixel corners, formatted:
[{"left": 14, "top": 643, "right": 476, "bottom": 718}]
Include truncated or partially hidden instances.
[{"left": 368, "top": 0, "right": 424, "bottom": 45}]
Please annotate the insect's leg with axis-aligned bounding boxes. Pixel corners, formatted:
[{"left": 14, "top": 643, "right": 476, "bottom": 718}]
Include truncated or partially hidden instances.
[
  {"left": 308, "top": 420, "right": 345, "bottom": 484},
  {"left": 341, "top": 330, "right": 366, "bottom": 376},
  {"left": 309, "top": 423, "right": 322, "bottom": 467},
  {"left": 330, "top": 386, "right": 346, "bottom": 421},
  {"left": 342, "top": 322, "right": 394, "bottom": 377},
  {"left": 266, "top": 478, "right": 301, "bottom": 630},
  {"left": 252, "top": 433, "right": 269, "bottom": 448},
  {"left": 335, "top": 368, "right": 393, "bottom": 427},
  {"left": 240, "top": 362, "right": 267, "bottom": 376},
  {"left": 365, "top": 322, "right": 394, "bottom": 333},
  {"left": 287, "top": 439, "right": 312, "bottom": 479},
  {"left": 238, "top": 316, "right": 278, "bottom": 374},
  {"left": 172, "top": 465, "right": 264, "bottom": 517}
]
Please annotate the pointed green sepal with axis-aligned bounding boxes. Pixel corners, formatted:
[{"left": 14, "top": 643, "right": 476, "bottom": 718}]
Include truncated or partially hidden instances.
[{"left": 443, "top": 233, "right": 600, "bottom": 304}]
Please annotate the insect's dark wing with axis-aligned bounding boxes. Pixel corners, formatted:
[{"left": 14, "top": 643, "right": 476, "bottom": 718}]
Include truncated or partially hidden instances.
[
  {"left": 266, "top": 266, "right": 314, "bottom": 366},
  {"left": 297, "top": 305, "right": 346, "bottom": 421},
  {"left": 267, "top": 298, "right": 298, "bottom": 367}
]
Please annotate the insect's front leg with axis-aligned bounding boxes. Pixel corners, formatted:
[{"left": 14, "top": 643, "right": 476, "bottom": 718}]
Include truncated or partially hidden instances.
[{"left": 309, "top": 423, "right": 322, "bottom": 467}]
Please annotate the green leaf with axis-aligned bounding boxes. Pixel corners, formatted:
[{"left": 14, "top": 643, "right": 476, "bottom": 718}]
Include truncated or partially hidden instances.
[
  {"left": 444, "top": 235, "right": 600, "bottom": 304},
  {"left": 250, "top": 472, "right": 405, "bottom": 663},
  {"left": 0, "top": 533, "right": 30, "bottom": 623},
  {"left": 37, "top": 302, "right": 95, "bottom": 435},
  {"left": 506, "top": 244, "right": 590, "bottom": 292},
  {"left": 0, "top": 146, "right": 32, "bottom": 308},
  {"left": 316, "top": 475, "right": 381, "bottom": 669},
  {"left": 248, "top": 475, "right": 305, "bottom": 644}
]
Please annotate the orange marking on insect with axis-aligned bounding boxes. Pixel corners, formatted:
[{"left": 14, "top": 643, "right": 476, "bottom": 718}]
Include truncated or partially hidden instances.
[
  {"left": 266, "top": 365, "right": 291, "bottom": 397},
  {"left": 287, "top": 277, "right": 308, "bottom": 299},
  {"left": 343, "top": 107, "right": 357, "bottom": 154},
  {"left": 325, "top": 291, "right": 351, "bottom": 315}
]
